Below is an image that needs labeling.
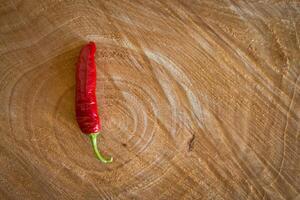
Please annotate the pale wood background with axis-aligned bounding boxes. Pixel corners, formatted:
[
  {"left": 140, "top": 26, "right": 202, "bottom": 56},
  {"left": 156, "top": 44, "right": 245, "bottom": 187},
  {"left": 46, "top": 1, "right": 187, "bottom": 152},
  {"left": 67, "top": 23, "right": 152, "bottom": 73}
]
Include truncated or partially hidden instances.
[{"left": 0, "top": 0, "right": 299, "bottom": 199}]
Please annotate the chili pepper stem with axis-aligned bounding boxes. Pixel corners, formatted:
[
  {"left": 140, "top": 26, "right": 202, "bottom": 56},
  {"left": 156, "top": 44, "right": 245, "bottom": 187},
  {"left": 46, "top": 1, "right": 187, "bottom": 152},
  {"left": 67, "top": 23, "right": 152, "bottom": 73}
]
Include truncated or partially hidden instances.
[{"left": 89, "top": 133, "right": 113, "bottom": 163}]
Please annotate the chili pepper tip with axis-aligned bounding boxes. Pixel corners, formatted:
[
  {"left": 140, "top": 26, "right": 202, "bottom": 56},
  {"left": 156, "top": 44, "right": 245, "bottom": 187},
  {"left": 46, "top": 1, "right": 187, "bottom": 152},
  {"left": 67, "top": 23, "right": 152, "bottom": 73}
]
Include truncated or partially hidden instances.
[{"left": 89, "top": 133, "right": 113, "bottom": 163}]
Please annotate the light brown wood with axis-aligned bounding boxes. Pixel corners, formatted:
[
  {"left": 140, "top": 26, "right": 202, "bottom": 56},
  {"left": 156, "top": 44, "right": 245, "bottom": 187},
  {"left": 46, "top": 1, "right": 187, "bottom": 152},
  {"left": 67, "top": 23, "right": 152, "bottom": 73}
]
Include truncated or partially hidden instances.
[{"left": 0, "top": 0, "right": 299, "bottom": 199}]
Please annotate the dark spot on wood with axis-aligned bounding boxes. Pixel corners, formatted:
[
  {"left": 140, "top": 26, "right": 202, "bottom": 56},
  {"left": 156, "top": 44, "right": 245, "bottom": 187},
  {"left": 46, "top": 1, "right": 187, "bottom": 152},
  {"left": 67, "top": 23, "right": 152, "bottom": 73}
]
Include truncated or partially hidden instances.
[
  {"left": 187, "top": 134, "right": 195, "bottom": 152},
  {"left": 121, "top": 143, "right": 127, "bottom": 147}
]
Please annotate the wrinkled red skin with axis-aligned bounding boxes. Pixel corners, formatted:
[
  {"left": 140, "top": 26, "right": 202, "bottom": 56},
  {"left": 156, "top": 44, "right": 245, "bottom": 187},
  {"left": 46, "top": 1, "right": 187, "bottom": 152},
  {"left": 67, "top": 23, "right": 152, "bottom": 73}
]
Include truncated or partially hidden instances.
[{"left": 76, "top": 42, "right": 101, "bottom": 134}]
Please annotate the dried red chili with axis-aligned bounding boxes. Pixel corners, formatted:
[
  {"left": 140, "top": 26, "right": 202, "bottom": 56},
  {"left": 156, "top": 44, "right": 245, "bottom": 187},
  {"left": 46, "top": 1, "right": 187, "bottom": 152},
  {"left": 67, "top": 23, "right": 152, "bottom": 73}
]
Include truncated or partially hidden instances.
[{"left": 75, "top": 41, "right": 112, "bottom": 163}]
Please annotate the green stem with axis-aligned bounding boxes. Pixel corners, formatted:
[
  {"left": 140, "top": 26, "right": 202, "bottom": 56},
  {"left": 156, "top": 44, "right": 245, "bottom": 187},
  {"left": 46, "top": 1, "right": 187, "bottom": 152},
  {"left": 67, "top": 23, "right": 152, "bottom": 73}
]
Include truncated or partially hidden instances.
[{"left": 89, "top": 133, "right": 113, "bottom": 163}]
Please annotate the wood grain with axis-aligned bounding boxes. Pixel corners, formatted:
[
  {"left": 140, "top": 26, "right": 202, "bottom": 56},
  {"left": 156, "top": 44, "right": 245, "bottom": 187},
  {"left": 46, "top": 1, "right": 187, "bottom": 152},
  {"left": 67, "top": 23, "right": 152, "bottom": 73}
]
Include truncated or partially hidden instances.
[{"left": 0, "top": 0, "right": 299, "bottom": 199}]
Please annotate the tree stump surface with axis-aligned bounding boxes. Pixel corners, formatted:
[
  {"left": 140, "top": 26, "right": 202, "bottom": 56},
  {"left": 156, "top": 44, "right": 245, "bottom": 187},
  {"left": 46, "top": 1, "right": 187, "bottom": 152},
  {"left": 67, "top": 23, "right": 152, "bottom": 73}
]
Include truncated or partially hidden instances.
[{"left": 0, "top": 0, "right": 299, "bottom": 199}]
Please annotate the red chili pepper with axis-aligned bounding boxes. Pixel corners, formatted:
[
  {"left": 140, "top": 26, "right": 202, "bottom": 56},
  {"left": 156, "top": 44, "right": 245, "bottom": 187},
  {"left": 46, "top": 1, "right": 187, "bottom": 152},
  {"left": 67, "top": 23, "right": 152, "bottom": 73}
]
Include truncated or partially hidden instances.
[{"left": 75, "top": 41, "right": 112, "bottom": 163}]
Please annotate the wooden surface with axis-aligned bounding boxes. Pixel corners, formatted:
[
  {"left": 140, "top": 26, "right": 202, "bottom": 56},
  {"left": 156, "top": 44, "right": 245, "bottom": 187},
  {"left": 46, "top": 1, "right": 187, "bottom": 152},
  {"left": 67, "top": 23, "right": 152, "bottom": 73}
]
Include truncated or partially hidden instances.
[{"left": 0, "top": 0, "right": 299, "bottom": 199}]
